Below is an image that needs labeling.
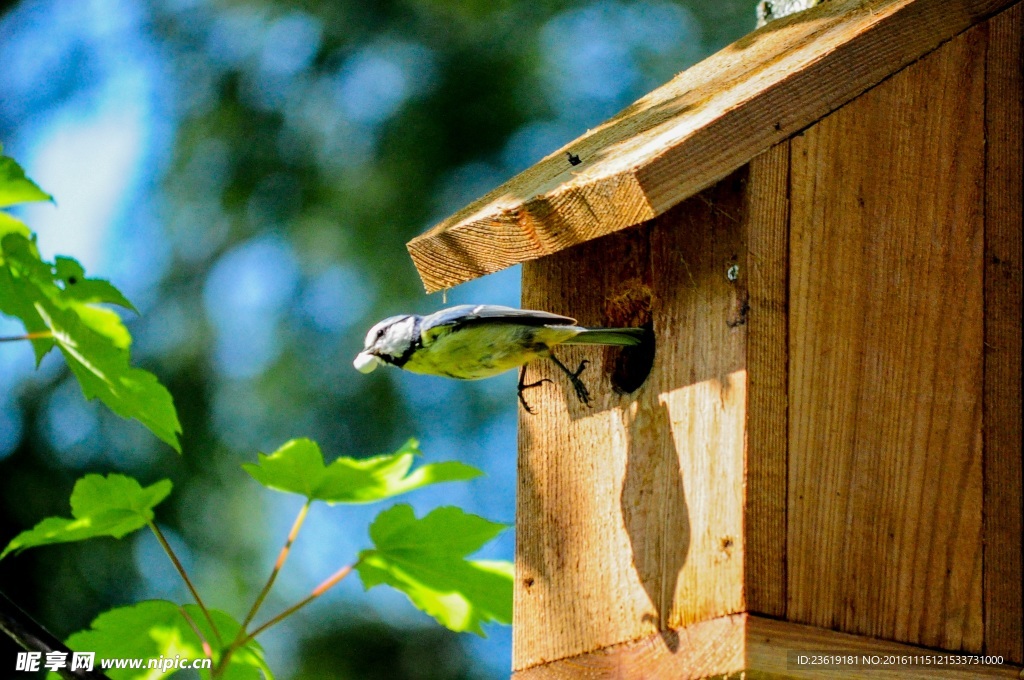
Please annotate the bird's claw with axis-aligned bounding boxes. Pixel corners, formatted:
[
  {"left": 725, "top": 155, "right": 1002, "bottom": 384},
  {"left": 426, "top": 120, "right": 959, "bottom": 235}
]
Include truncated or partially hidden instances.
[
  {"left": 518, "top": 368, "right": 552, "bottom": 414},
  {"left": 547, "top": 355, "right": 594, "bottom": 407},
  {"left": 568, "top": 360, "right": 591, "bottom": 406}
]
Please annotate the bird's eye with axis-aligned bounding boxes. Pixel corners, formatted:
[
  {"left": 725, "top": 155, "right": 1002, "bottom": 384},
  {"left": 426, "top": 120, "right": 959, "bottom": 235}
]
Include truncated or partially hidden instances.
[{"left": 376, "top": 329, "right": 385, "bottom": 339}]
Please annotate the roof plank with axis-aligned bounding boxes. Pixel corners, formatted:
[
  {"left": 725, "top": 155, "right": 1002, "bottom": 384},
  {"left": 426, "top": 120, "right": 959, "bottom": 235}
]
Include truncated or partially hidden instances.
[{"left": 407, "top": 0, "right": 1015, "bottom": 292}]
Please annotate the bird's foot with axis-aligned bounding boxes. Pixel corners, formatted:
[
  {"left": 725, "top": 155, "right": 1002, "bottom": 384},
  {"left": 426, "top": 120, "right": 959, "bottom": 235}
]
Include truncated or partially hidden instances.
[
  {"left": 517, "top": 367, "right": 552, "bottom": 414},
  {"left": 567, "top": 359, "right": 591, "bottom": 406},
  {"left": 548, "top": 354, "right": 593, "bottom": 408}
]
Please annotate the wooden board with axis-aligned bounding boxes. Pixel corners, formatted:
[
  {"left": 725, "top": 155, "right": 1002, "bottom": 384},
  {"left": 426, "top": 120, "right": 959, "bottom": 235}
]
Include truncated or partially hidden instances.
[
  {"left": 744, "top": 143, "right": 791, "bottom": 618},
  {"left": 514, "top": 614, "right": 747, "bottom": 680},
  {"left": 982, "top": 2, "right": 1024, "bottom": 664},
  {"left": 408, "top": 0, "right": 1017, "bottom": 292},
  {"left": 515, "top": 171, "right": 749, "bottom": 670},
  {"left": 787, "top": 25, "right": 986, "bottom": 651},
  {"left": 513, "top": 613, "right": 1023, "bottom": 679}
]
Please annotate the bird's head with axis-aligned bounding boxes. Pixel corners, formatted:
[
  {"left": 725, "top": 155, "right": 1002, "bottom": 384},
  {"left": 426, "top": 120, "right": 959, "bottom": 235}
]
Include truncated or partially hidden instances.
[{"left": 353, "top": 314, "right": 418, "bottom": 373}]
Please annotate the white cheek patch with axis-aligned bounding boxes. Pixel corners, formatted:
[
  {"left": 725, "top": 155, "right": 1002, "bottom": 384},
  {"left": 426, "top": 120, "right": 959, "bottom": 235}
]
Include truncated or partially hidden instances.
[
  {"left": 353, "top": 352, "right": 381, "bottom": 373},
  {"left": 378, "top": 318, "right": 417, "bottom": 356}
]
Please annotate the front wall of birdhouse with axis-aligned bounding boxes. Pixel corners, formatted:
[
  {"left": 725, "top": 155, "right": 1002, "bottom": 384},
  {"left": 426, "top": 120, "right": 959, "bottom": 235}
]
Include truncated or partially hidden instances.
[{"left": 513, "top": 168, "right": 774, "bottom": 669}]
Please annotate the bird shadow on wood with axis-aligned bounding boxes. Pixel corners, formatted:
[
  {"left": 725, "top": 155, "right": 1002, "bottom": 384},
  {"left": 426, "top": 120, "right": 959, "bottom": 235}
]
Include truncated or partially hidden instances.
[
  {"left": 614, "top": 176, "right": 747, "bottom": 653},
  {"left": 620, "top": 399, "right": 690, "bottom": 653},
  {"left": 514, "top": 174, "right": 748, "bottom": 658}
]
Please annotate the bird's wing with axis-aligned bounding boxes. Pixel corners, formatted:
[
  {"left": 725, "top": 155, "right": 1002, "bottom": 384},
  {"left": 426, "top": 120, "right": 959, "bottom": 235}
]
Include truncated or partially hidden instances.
[{"left": 419, "top": 304, "right": 577, "bottom": 344}]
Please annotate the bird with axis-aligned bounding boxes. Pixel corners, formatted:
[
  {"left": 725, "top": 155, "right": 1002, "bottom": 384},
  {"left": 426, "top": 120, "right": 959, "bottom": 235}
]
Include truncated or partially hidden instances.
[{"left": 353, "top": 304, "right": 647, "bottom": 412}]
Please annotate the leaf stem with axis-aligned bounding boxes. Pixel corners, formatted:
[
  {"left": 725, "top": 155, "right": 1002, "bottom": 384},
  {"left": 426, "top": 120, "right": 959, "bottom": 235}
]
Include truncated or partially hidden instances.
[
  {"left": 243, "top": 562, "right": 356, "bottom": 644},
  {"left": 240, "top": 500, "right": 310, "bottom": 631},
  {"left": 0, "top": 331, "right": 52, "bottom": 343},
  {"left": 213, "top": 559, "right": 355, "bottom": 677},
  {"left": 177, "top": 606, "right": 213, "bottom": 662},
  {"left": 148, "top": 522, "right": 223, "bottom": 646}
]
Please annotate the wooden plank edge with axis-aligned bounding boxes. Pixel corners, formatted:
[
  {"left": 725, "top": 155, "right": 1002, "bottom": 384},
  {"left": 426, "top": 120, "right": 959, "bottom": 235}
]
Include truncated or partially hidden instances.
[
  {"left": 745, "top": 616, "right": 1023, "bottom": 679},
  {"left": 511, "top": 613, "right": 747, "bottom": 680},
  {"left": 983, "top": 1, "right": 1024, "bottom": 663},
  {"left": 512, "top": 613, "right": 1024, "bottom": 679},
  {"left": 407, "top": 169, "right": 656, "bottom": 293},
  {"left": 744, "top": 142, "right": 791, "bottom": 618}
]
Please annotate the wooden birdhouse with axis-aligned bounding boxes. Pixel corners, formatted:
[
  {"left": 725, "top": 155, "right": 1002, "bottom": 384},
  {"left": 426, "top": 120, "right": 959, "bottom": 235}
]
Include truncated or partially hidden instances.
[{"left": 408, "top": 0, "right": 1023, "bottom": 677}]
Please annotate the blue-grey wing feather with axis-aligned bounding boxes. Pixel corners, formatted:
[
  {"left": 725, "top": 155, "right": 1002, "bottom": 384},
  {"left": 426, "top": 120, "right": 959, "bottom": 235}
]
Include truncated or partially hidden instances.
[{"left": 420, "top": 305, "right": 576, "bottom": 334}]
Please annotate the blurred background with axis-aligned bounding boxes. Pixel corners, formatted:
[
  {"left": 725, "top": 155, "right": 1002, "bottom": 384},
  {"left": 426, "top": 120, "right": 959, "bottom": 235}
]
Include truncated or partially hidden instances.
[{"left": 0, "top": 0, "right": 757, "bottom": 676}]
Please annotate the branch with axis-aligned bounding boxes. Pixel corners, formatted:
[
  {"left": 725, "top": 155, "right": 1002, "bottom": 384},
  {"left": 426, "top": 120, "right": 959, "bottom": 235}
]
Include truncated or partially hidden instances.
[
  {"left": 148, "top": 522, "right": 223, "bottom": 646},
  {"left": 0, "top": 331, "right": 52, "bottom": 343},
  {"left": 240, "top": 500, "right": 310, "bottom": 631},
  {"left": 177, "top": 606, "right": 213, "bottom": 663},
  {"left": 244, "top": 562, "right": 355, "bottom": 643},
  {"left": 214, "top": 561, "right": 356, "bottom": 677},
  {"left": 0, "top": 590, "right": 110, "bottom": 680}
]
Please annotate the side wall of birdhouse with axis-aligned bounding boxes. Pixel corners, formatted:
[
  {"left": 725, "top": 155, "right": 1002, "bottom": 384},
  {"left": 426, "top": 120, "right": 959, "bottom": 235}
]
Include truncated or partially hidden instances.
[{"left": 784, "top": 10, "right": 1022, "bottom": 661}]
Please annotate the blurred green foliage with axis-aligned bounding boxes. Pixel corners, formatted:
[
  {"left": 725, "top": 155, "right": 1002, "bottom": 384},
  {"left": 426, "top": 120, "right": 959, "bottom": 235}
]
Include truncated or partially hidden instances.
[
  {"left": 3, "top": 435, "right": 508, "bottom": 677},
  {"left": 0, "top": 0, "right": 758, "bottom": 676},
  {"left": 61, "top": 601, "right": 271, "bottom": 680}
]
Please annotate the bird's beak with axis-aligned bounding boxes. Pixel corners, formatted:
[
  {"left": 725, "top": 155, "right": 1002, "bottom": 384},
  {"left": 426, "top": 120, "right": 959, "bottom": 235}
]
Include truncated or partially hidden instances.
[{"left": 353, "top": 351, "right": 382, "bottom": 373}]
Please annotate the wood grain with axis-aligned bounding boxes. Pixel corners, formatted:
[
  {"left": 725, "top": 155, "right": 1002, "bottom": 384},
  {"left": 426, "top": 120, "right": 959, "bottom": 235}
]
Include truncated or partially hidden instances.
[
  {"left": 514, "top": 613, "right": 1023, "bottom": 679},
  {"left": 745, "top": 616, "right": 1020, "bottom": 678},
  {"left": 744, "top": 143, "right": 791, "bottom": 619},
  {"left": 515, "top": 171, "right": 749, "bottom": 670},
  {"left": 514, "top": 614, "right": 747, "bottom": 680},
  {"left": 983, "top": 2, "right": 1024, "bottom": 663},
  {"left": 787, "top": 26, "right": 986, "bottom": 651},
  {"left": 408, "top": 0, "right": 1016, "bottom": 292}
]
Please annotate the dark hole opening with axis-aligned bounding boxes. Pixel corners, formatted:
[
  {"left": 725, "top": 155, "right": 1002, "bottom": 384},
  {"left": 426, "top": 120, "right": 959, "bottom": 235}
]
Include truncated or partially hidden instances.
[{"left": 611, "top": 320, "right": 654, "bottom": 394}]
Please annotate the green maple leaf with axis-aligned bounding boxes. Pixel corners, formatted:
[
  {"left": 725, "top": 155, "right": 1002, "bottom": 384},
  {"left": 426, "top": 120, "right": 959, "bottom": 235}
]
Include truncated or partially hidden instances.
[
  {"left": 54, "top": 256, "right": 136, "bottom": 311},
  {"left": 38, "top": 302, "right": 181, "bottom": 449},
  {"left": 357, "top": 504, "right": 513, "bottom": 635},
  {"left": 243, "top": 438, "right": 481, "bottom": 504},
  {"left": 56, "top": 601, "right": 271, "bottom": 680},
  {"left": 0, "top": 146, "right": 49, "bottom": 244},
  {"left": 0, "top": 147, "right": 180, "bottom": 451},
  {"left": 0, "top": 233, "right": 181, "bottom": 450},
  {"left": 0, "top": 210, "right": 30, "bottom": 239},
  {"left": 0, "top": 263, "right": 50, "bottom": 359},
  {"left": 1, "top": 474, "right": 172, "bottom": 559},
  {"left": 0, "top": 147, "right": 52, "bottom": 208}
]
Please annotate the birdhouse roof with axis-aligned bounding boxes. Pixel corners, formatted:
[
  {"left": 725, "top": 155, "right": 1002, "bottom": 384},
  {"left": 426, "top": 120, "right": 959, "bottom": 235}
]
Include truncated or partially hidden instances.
[{"left": 407, "top": 0, "right": 1011, "bottom": 293}]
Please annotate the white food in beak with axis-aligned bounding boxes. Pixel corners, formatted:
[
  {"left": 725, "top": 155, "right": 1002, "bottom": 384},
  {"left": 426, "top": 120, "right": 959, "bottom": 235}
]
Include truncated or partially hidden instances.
[{"left": 353, "top": 352, "right": 381, "bottom": 373}]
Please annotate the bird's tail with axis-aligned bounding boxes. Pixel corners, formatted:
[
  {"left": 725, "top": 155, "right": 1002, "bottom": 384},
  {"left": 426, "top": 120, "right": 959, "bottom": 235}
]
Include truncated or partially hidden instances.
[{"left": 563, "top": 327, "right": 647, "bottom": 347}]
